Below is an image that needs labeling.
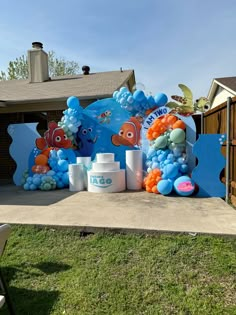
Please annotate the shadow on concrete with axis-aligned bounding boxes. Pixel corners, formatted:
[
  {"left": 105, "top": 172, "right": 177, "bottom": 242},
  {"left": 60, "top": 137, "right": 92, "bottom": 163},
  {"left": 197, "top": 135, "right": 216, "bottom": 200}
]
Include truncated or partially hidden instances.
[{"left": 0, "top": 185, "right": 76, "bottom": 206}]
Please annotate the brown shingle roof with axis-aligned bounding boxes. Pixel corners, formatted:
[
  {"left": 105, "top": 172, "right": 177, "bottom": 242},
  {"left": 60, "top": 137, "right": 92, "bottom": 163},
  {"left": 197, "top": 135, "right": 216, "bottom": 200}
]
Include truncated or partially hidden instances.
[
  {"left": 215, "top": 76, "right": 236, "bottom": 92},
  {"left": 0, "top": 70, "right": 134, "bottom": 103}
]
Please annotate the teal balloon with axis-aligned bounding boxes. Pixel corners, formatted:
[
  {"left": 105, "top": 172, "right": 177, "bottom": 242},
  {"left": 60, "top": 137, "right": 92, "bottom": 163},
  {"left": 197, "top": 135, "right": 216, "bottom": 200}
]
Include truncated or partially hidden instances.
[
  {"left": 170, "top": 128, "right": 185, "bottom": 144},
  {"left": 153, "top": 135, "right": 168, "bottom": 149}
]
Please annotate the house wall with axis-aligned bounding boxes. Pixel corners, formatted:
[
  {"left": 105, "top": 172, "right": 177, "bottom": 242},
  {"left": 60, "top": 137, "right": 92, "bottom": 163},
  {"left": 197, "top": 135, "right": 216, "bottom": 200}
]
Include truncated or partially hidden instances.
[{"left": 211, "top": 88, "right": 234, "bottom": 109}]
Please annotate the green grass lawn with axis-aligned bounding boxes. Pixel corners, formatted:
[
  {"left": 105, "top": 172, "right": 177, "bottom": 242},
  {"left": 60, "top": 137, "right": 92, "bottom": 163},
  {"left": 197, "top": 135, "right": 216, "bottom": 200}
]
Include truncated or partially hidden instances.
[{"left": 1, "top": 225, "right": 236, "bottom": 315}]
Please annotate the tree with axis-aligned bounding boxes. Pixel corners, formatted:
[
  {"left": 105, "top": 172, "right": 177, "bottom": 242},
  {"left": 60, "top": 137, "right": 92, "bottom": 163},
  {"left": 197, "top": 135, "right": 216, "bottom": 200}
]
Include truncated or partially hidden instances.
[{"left": 0, "top": 51, "right": 80, "bottom": 80}]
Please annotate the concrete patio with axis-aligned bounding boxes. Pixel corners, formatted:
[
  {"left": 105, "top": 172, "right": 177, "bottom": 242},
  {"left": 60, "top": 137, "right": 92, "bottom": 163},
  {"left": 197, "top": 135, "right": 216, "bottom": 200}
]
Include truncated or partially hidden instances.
[{"left": 0, "top": 185, "right": 236, "bottom": 236}]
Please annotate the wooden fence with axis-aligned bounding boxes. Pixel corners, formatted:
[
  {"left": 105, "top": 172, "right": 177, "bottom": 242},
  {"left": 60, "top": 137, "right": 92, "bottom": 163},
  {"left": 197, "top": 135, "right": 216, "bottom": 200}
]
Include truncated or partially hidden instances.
[{"left": 203, "top": 96, "right": 236, "bottom": 206}]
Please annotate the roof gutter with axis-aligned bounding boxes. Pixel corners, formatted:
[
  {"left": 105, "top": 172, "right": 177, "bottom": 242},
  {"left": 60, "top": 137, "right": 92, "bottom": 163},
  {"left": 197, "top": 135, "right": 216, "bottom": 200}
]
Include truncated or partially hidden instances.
[{"left": 1, "top": 94, "right": 114, "bottom": 106}]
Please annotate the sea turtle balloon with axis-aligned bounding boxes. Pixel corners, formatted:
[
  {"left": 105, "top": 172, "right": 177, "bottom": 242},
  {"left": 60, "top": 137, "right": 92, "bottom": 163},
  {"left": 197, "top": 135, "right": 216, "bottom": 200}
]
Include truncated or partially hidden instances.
[{"left": 166, "top": 84, "right": 211, "bottom": 115}]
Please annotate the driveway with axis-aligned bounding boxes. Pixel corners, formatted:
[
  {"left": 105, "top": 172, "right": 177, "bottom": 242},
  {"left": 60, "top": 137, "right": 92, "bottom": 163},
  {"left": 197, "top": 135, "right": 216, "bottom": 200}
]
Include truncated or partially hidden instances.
[{"left": 0, "top": 185, "right": 236, "bottom": 235}]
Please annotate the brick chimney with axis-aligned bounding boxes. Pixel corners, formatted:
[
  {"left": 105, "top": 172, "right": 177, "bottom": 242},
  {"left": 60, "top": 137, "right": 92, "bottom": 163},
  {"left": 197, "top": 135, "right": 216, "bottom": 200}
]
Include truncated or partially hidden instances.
[{"left": 28, "top": 42, "right": 49, "bottom": 83}]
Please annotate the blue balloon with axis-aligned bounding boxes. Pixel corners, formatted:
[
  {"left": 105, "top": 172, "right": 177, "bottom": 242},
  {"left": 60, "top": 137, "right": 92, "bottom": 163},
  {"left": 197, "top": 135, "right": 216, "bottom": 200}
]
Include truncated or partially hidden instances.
[
  {"left": 67, "top": 96, "right": 80, "bottom": 109},
  {"left": 157, "top": 179, "right": 173, "bottom": 195},
  {"left": 30, "top": 184, "right": 37, "bottom": 191},
  {"left": 57, "top": 160, "right": 69, "bottom": 172},
  {"left": 180, "top": 164, "right": 188, "bottom": 173},
  {"left": 174, "top": 176, "right": 195, "bottom": 196},
  {"left": 47, "top": 170, "right": 56, "bottom": 176},
  {"left": 158, "top": 154, "right": 166, "bottom": 162},
  {"left": 163, "top": 164, "right": 179, "bottom": 179},
  {"left": 147, "top": 95, "right": 156, "bottom": 106},
  {"left": 57, "top": 181, "right": 65, "bottom": 189},
  {"left": 133, "top": 90, "right": 146, "bottom": 102},
  {"left": 154, "top": 93, "right": 168, "bottom": 107},
  {"left": 152, "top": 156, "right": 159, "bottom": 163},
  {"left": 57, "top": 150, "right": 66, "bottom": 160},
  {"left": 32, "top": 177, "right": 41, "bottom": 186},
  {"left": 62, "top": 172, "right": 69, "bottom": 185},
  {"left": 24, "top": 183, "right": 30, "bottom": 190}
]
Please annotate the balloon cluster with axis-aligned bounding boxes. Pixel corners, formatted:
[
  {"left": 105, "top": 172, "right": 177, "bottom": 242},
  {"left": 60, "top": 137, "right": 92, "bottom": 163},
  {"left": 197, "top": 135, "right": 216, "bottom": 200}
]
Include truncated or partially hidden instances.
[
  {"left": 23, "top": 173, "right": 57, "bottom": 191},
  {"left": 143, "top": 114, "right": 195, "bottom": 196},
  {"left": 23, "top": 148, "right": 70, "bottom": 191},
  {"left": 47, "top": 149, "right": 70, "bottom": 189},
  {"left": 58, "top": 96, "right": 83, "bottom": 142},
  {"left": 113, "top": 87, "right": 168, "bottom": 118}
]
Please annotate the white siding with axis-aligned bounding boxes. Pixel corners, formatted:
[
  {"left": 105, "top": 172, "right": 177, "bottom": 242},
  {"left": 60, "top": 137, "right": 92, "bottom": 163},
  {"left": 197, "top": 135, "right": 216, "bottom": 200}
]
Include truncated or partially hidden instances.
[{"left": 211, "top": 89, "right": 235, "bottom": 108}]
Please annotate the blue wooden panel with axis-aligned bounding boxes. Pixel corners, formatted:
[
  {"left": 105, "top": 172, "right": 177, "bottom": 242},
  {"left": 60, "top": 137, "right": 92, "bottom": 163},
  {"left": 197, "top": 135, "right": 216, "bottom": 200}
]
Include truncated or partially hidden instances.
[
  {"left": 7, "top": 123, "right": 40, "bottom": 186},
  {"left": 192, "top": 134, "right": 226, "bottom": 197}
]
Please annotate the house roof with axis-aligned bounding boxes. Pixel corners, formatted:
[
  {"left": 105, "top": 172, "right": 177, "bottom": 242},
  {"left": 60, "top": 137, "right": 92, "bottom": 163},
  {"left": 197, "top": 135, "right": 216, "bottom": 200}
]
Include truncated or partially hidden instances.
[
  {"left": 0, "top": 70, "right": 134, "bottom": 104},
  {"left": 214, "top": 76, "right": 236, "bottom": 92},
  {"left": 207, "top": 76, "right": 236, "bottom": 101}
]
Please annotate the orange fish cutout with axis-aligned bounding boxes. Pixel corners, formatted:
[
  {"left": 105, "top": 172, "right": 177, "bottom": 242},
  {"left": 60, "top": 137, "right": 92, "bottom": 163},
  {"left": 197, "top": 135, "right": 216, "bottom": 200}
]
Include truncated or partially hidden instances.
[
  {"left": 111, "top": 117, "right": 142, "bottom": 147},
  {"left": 35, "top": 121, "right": 72, "bottom": 150}
]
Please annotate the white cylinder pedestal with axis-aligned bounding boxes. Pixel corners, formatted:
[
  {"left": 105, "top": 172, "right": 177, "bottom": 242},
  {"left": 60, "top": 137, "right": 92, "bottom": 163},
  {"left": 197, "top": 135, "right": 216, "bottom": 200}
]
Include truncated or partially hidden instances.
[
  {"left": 76, "top": 157, "right": 91, "bottom": 188},
  {"left": 88, "top": 170, "right": 126, "bottom": 193},
  {"left": 126, "top": 150, "right": 143, "bottom": 190},
  {"left": 69, "top": 164, "right": 85, "bottom": 192}
]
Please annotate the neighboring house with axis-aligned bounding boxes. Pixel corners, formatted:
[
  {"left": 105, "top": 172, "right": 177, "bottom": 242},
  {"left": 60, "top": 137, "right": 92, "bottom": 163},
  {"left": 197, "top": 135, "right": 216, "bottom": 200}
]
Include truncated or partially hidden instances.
[
  {"left": 208, "top": 76, "right": 236, "bottom": 109},
  {"left": 0, "top": 42, "right": 136, "bottom": 183}
]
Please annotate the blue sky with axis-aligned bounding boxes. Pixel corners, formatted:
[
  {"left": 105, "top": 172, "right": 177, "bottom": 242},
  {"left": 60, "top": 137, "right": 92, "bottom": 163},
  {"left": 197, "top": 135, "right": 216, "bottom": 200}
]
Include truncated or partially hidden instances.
[{"left": 1, "top": 0, "right": 236, "bottom": 100}]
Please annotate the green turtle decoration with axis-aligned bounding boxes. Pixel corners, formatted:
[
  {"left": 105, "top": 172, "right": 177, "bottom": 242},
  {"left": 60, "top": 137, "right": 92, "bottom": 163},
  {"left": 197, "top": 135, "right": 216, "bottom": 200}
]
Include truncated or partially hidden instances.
[{"left": 166, "top": 84, "right": 211, "bottom": 116}]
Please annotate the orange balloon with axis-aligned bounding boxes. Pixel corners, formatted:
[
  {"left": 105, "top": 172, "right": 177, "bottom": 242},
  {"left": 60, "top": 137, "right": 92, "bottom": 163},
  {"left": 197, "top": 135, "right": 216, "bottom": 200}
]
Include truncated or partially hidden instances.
[
  {"left": 152, "top": 168, "right": 161, "bottom": 176},
  {"left": 32, "top": 165, "right": 50, "bottom": 174},
  {"left": 167, "top": 115, "right": 178, "bottom": 125},
  {"left": 35, "top": 154, "right": 48, "bottom": 166},
  {"left": 152, "top": 186, "right": 159, "bottom": 194},
  {"left": 152, "top": 131, "right": 159, "bottom": 139},
  {"left": 41, "top": 148, "right": 52, "bottom": 157},
  {"left": 172, "top": 120, "right": 186, "bottom": 130}
]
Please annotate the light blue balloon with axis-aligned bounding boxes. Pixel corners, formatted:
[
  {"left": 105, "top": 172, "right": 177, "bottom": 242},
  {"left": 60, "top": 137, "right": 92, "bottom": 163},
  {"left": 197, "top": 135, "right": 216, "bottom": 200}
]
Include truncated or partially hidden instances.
[
  {"left": 152, "top": 162, "right": 159, "bottom": 169},
  {"left": 127, "top": 96, "right": 134, "bottom": 104},
  {"left": 113, "top": 90, "right": 118, "bottom": 98},
  {"left": 152, "top": 156, "right": 159, "bottom": 163},
  {"left": 157, "top": 179, "right": 173, "bottom": 195},
  {"left": 120, "top": 87, "right": 128, "bottom": 93}
]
